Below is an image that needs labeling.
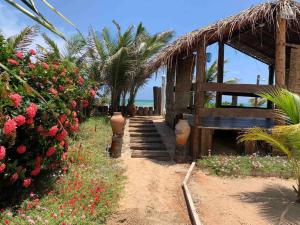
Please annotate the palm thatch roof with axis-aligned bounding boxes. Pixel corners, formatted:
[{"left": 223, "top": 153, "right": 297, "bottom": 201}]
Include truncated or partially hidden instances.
[{"left": 147, "top": 0, "right": 300, "bottom": 74}]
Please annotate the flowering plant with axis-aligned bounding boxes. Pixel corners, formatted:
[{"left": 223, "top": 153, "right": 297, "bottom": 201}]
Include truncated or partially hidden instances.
[{"left": 0, "top": 35, "right": 96, "bottom": 190}]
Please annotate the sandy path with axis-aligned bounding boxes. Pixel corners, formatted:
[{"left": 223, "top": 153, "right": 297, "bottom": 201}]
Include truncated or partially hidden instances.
[
  {"left": 107, "top": 158, "right": 190, "bottom": 225},
  {"left": 190, "top": 171, "right": 300, "bottom": 225},
  {"left": 107, "top": 118, "right": 190, "bottom": 225}
]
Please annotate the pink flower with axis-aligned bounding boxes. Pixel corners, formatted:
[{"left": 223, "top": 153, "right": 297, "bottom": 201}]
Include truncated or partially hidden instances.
[
  {"left": 16, "top": 51, "right": 24, "bottom": 59},
  {"left": 90, "top": 89, "right": 96, "bottom": 97},
  {"left": 28, "top": 63, "right": 35, "bottom": 70},
  {"left": 53, "top": 64, "right": 59, "bottom": 70},
  {"left": 7, "top": 58, "right": 19, "bottom": 66},
  {"left": 73, "top": 67, "right": 79, "bottom": 74},
  {"left": 23, "top": 178, "right": 32, "bottom": 188},
  {"left": 59, "top": 114, "right": 67, "bottom": 124},
  {"left": 78, "top": 76, "right": 84, "bottom": 86},
  {"left": 26, "top": 117, "right": 34, "bottom": 125},
  {"left": 49, "top": 87, "right": 58, "bottom": 96},
  {"left": 10, "top": 173, "right": 19, "bottom": 183},
  {"left": 70, "top": 100, "right": 77, "bottom": 109},
  {"left": 61, "top": 152, "right": 68, "bottom": 161},
  {"left": 70, "top": 123, "right": 79, "bottom": 132},
  {"left": 56, "top": 130, "right": 68, "bottom": 142},
  {"left": 31, "top": 166, "right": 41, "bottom": 176},
  {"left": 72, "top": 111, "right": 77, "bottom": 118},
  {"left": 9, "top": 93, "right": 22, "bottom": 108},
  {"left": 42, "top": 62, "right": 49, "bottom": 70},
  {"left": 17, "top": 145, "right": 26, "bottom": 154},
  {"left": 46, "top": 147, "right": 56, "bottom": 157},
  {"left": 0, "top": 146, "right": 6, "bottom": 160},
  {"left": 3, "top": 119, "right": 17, "bottom": 135},
  {"left": 35, "top": 156, "right": 42, "bottom": 167},
  {"left": 48, "top": 125, "right": 59, "bottom": 136},
  {"left": 29, "top": 49, "right": 36, "bottom": 56},
  {"left": 0, "top": 163, "right": 6, "bottom": 173},
  {"left": 82, "top": 100, "right": 89, "bottom": 108},
  {"left": 14, "top": 115, "right": 26, "bottom": 126},
  {"left": 26, "top": 103, "right": 38, "bottom": 118}
]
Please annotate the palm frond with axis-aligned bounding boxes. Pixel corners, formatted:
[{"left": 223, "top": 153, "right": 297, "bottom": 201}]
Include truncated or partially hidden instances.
[
  {"left": 238, "top": 127, "right": 292, "bottom": 158},
  {"left": 42, "top": 33, "right": 61, "bottom": 59},
  {"left": 7, "top": 25, "right": 39, "bottom": 52}
]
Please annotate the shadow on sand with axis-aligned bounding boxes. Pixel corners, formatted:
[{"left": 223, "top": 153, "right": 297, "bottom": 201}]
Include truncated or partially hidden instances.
[{"left": 236, "top": 185, "right": 300, "bottom": 225}]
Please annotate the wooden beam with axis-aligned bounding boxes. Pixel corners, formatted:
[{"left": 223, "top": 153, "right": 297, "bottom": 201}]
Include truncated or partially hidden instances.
[
  {"left": 275, "top": 15, "right": 287, "bottom": 85},
  {"left": 166, "top": 59, "right": 176, "bottom": 127},
  {"left": 216, "top": 41, "right": 224, "bottom": 107},
  {"left": 199, "top": 83, "right": 274, "bottom": 93},
  {"left": 192, "top": 43, "right": 206, "bottom": 159},
  {"left": 198, "top": 108, "right": 276, "bottom": 119},
  {"left": 268, "top": 65, "right": 275, "bottom": 108}
]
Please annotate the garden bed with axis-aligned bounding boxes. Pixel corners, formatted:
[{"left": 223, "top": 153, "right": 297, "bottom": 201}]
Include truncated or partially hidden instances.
[{"left": 0, "top": 117, "right": 124, "bottom": 225}]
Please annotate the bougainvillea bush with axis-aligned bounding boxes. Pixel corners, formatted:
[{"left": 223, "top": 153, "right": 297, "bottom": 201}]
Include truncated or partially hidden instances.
[{"left": 0, "top": 34, "right": 96, "bottom": 196}]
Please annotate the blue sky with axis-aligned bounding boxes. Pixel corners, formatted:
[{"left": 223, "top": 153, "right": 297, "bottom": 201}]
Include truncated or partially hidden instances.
[{"left": 0, "top": 0, "right": 272, "bottom": 101}]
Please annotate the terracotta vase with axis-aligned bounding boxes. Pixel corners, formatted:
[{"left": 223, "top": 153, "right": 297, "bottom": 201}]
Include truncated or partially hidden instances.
[
  {"left": 128, "top": 104, "right": 137, "bottom": 117},
  {"left": 110, "top": 112, "right": 125, "bottom": 135},
  {"left": 149, "top": 107, "right": 154, "bottom": 116},
  {"left": 143, "top": 107, "right": 149, "bottom": 116},
  {"left": 175, "top": 120, "right": 191, "bottom": 145}
]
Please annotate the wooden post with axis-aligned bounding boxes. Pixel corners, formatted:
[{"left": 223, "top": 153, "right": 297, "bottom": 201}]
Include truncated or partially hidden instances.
[
  {"left": 216, "top": 41, "right": 224, "bottom": 107},
  {"left": 166, "top": 60, "right": 176, "bottom": 127},
  {"left": 267, "top": 65, "right": 275, "bottom": 108},
  {"left": 275, "top": 14, "right": 286, "bottom": 86},
  {"left": 192, "top": 42, "right": 206, "bottom": 159}
]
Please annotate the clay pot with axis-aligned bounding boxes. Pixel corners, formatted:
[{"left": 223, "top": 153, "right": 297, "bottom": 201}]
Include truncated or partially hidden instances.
[
  {"left": 128, "top": 104, "right": 137, "bottom": 117},
  {"left": 137, "top": 107, "right": 143, "bottom": 116},
  {"left": 143, "top": 107, "right": 149, "bottom": 116},
  {"left": 149, "top": 107, "right": 154, "bottom": 116},
  {"left": 175, "top": 120, "right": 191, "bottom": 145},
  {"left": 110, "top": 112, "right": 125, "bottom": 135}
]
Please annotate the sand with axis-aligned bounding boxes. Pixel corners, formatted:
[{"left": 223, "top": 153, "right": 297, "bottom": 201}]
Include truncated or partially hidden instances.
[{"left": 190, "top": 171, "right": 300, "bottom": 225}]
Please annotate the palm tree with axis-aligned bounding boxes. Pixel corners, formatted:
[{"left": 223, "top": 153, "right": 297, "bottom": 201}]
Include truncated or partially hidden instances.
[
  {"left": 88, "top": 22, "right": 135, "bottom": 112},
  {"left": 127, "top": 25, "right": 174, "bottom": 106},
  {"left": 248, "top": 97, "right": 267, "bottom": 107},
  {"left": 239, "top": 88, "right": 300, "bottom": 202},
  {"left": 4, "top": 0, "right": 79, "bottom": 39}
]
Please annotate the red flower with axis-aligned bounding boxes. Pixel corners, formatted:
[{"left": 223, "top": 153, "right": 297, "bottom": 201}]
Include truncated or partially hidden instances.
[
  {"left": 26, "top": 103, "right": 38, "bottom": 118},
  {"left": 10, "top": 173, "right": 19, "bottom": 183},
  {"left": 17, "top": 145, "right": 26, "bottom": 154},
  {"left": 0, "top": 163, "right": 6, "bottom": 173},
  {"left": 53, "top": 64, "right": 59, "bottom": 70},
  {"left": 70, "top": 123, "right": 79, "bottom": 132},
  {"left": 82, "top": 100, "right": 89, "bottom": 108},
  {"left": 3, "top": 119, "right": 17, "bottom": 135},
  {"left": 90, "top": 89, "right": 96, "bottom": 97},
  {"left": 35, "top": 156, "right": 42, "bottom": 167},
  {"left": 0, "top": 146, "right": 6, "bottom": 160},
  {"left": 58, "top": 85, "right": 65, "bottom": 92},
  {"left": 29, "top": 49, "right": 36, "bottom": 56},
  {"left": 26, "top": 117, "right": 34, "bottom": 125},
  {"left": 42, "top": 62, "right": 49, "bottom": 70},
  {"left": 73, "top": 67, "right": 79, "bottom": 74},
  {"left": 31, "top": 166, "right": 41, "bottom": 176},
  {"left": 59, "top": 114, "right": 67, "bottom": 124},
  {"left": 23, "top": 178, "right": 32, "bottom": 188},
  {"left": 14, "top": 115, "right": 26, "bottom": 126},
  {"left": 48, "top": 125, "right": 59, "bottom": 136},
  {"left": 49, "top": 87, "right": 58, "bottom": 96},
  {"left": 16, "top": 51, "right": 24, "bottom": 59},
  {"left": 7, "top": 58, "right": 19, "bottom": 65},
  {"left": 72, "top": 111, "right": 77, "bottom": 118},
  {"left": 56, "top": 130, "right": 68, "bottom": 142},
  {"left": 9, "top": 93, "right": 22, "bottom": 108},
  {"left": 46, "top": 147, "right": 56, "bottom": 157},
  {"left": 4, "top": 219, "right": 10, "bottom": 224},
  {"left": 52, "top": 76, "right": 58, "bottom": 83},
  {"left": 61, "top": 152, "right": 68, "bottom": 161},
  {"left": 78, "top": 76, "right": 84, "bottom": 86},
  {"left": 28, "top": 63, "right": 35, "bottom": 70},
  {"left": 71, "top": 100, "right": 77, "bottom": 109}
]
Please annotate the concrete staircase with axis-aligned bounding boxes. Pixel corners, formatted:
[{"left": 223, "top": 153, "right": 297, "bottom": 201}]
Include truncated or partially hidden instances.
[{"left": 130, "top": 117, "right": 170, "bottom": 161}]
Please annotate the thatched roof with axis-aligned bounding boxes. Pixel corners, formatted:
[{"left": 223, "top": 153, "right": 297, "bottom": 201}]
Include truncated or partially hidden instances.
[{"left": 147, "top": 0, "right": 300, "bottom": 73}]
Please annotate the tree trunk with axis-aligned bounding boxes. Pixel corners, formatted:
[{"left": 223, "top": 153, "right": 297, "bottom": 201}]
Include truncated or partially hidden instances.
[{"left": 121, "top": 91, "right": 127, "bottom": 106}]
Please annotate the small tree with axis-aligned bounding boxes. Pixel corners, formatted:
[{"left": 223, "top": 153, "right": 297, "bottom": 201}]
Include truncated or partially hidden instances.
[{"left": 239, "top": 88, "right": 300, "bottom": 202}]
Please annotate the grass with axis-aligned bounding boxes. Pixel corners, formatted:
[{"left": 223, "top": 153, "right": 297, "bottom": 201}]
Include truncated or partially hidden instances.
[
  {"left": 1, "top": 117, "right": 124, "bottom": 225},
  {"left": 197, "top": 155, "right": 294, "bottom": 178}
]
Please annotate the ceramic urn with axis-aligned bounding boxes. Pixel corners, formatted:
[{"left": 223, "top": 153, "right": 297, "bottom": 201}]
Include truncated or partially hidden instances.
[
  {"left": 175, "top": 119, "right": 191, "bottom": 145},
  {"left": 110, "top": 112, "right": 125, "bottom": 135}
]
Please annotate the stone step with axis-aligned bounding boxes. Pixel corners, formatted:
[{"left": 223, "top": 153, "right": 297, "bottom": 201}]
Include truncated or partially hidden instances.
[
  {"left": 130, "top": 137, "right": 163, "bottom": 143},
  {"left": 131, "top": 150, "right": 170, "bottom": 160},
  {"left": 130, "top": 133, "right": 160, "bottom": 138},
  {"left": 130, "top": 120, "right": 153, "bottom": 124},
  {"left": 130, "top": 143, "right": 166, "bottom": 150},
  {"left": 129, "top": 127, "right": 157, "bottom": 133},
  {"left": 129, "top": 123, "right": 155, "bottom": 128}
]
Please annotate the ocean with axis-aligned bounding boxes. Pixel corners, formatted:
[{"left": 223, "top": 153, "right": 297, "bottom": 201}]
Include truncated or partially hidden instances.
[{"left": 134, "top": 99, "right": 154, "bottom": 107}]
